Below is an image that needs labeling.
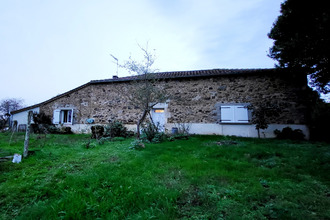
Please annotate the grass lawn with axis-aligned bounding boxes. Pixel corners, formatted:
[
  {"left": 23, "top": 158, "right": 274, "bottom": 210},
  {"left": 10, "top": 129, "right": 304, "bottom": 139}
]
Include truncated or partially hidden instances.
[{"left": 0, "top": 133, "right": 329, "bottom": 219}]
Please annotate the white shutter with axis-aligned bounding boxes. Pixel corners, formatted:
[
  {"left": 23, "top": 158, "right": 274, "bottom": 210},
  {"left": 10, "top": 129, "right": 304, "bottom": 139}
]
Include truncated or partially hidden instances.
[
  {"left": 68, "top": 109, "right": 73, "bottom": 124},
  {"left": 53, "top": 109, "right": 61, "bottom": 124},
  {"left": 235, "top": 106, "right": 249, "bottom": 123},
  {"left": 221, "top": 106, "right": 234, "bottom": 122}
]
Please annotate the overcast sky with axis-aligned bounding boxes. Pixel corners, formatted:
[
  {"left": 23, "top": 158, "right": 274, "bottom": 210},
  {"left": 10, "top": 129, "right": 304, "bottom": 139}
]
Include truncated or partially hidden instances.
[{"left": 0, "top": 0, "right": 284, "bottom": 106}]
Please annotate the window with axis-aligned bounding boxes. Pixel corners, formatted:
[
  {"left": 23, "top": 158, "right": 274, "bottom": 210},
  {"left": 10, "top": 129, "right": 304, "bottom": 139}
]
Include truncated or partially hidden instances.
[
  {"left": 220, "top": 105, "right": 249, "bottom": 123},
  {"left": 154, "top": 109, "right": 165, "bottom": 113},
  {"left": 53, "top": 109, "right": 73, "bottom": 124}
]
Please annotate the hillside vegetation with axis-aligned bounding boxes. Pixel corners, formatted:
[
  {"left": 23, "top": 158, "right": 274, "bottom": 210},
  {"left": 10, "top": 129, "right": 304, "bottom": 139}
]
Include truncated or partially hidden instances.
[{"left": 1, "top": 133, "right": 329, "bottom": 219}]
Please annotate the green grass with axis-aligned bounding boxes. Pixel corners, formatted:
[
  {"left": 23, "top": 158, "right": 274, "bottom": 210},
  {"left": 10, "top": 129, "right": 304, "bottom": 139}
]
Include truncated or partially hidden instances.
[{"left": 0, "top": 133, "right": 329, "bottom": 219}]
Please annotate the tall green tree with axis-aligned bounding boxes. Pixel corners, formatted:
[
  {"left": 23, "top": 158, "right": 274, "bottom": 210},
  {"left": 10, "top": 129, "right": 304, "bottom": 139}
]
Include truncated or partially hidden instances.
[{"left": 268, "top": 0, "right": 329, "bottom": 93}]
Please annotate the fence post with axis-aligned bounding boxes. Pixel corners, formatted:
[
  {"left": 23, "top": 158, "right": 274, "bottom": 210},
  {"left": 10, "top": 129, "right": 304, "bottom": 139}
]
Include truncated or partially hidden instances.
[{"left": 23, "top": 111, "right": 33, "bottom": 158}]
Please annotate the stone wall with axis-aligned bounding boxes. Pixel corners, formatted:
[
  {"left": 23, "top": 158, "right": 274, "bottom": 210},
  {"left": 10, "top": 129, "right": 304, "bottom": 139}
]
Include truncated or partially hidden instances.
[{"left": 39, "top": 73, "right": 308, "bottom": 127}]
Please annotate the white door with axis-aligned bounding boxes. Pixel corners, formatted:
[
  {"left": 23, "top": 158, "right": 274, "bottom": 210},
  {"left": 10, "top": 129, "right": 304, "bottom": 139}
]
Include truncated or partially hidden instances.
[{"left": 152, "top": 109, "right": 165, "bottom": 131}]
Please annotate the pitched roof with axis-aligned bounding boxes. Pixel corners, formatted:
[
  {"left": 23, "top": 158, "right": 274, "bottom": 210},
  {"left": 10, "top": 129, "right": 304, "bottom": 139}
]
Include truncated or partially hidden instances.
[
  {"left": 90, "top": 68, "right": 276, "bottom": 84},
  {"left": 11, "top": 68, "right": 276, "bottom": 114}
]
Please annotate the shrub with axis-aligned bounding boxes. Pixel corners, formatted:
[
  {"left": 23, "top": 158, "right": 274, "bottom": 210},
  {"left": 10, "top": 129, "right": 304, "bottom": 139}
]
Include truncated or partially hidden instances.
[
  {"left": 46, "top": 125, "right": 61, "bottom": 134},
  {"left": 59, "top": 126, "right": 72, "bottom": 134},
  {"left": 248, "top": 103, "right": 280, "bottom": 138},
  {"left": 104, "top": 120, "right": 128, "bottom": 138},
  {"left": 91, "top": 125, "right": 104, "bottom": 139},
  {"left": 30, "top": 113, "right": 71, "bottom": 134},
  {"left": 30, "top": 123, "right": 72, "bottom": 135},
  {"left": 129, "top": 139, "right": 145, "bottom": 150},
  {"left": 33, "top": 112, "right": 52, "bottom": 125},
  {"left": 31, "top": 124, "right": 47, "bottom": 134},
  {"left": 274, "top": 127, "right": 305, "bottom": 140},
  {"left": 141, "top": 121, "right": 165, "bottom": 143}
]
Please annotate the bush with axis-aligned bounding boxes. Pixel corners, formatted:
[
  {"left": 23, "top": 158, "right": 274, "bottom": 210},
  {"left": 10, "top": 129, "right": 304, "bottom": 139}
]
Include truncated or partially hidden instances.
[
  {"left": 30, "top": 123, "right": 72, "bottom": 134},
  {"left": 31, "top": 124, "right": 46, "bottom": 134},
  {"left": 46, "top": 125, "right": 61, "bottom": 134},
  {"left": 274, "top": 127, "right": 305, "bottom": 140},
  {"left": 33, "top": 112, "right": 52, "bottom": 125},
  {"left": 91, "top": 125, "right": 104, "bottom": 139},
  {"left": 129, "top": 139, "right": 145, "bottom": 150},
  {"left": 59, "top": 126, "right": 72, "bottom": 134},
  {"left": 104, "top": 120, "right": 128, "bottom": 138},
  {"left": 30, "top": 113, "right": 71, "bottom": 134},
  {"left": 141, "top": 121, "right": 166, "bottom": 143}
]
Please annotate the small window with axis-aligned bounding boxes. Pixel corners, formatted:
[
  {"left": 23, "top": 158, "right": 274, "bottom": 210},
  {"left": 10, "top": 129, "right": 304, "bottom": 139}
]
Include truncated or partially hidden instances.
[
  {"left": 154, "top": 109, "right": 165, "bottom": 113},
  {"left": 53, "top": 109, "right": 73, "bottom": 124},
  {"left": 220, "top": 105, "right": 249, "bottom": 123},
  {"left": 61, "top": 110, "right": 72, "bottom": 123}
]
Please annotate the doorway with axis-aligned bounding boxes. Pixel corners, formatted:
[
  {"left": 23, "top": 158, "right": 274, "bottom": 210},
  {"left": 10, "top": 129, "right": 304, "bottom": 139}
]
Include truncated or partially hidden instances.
[{"left": 152, "top": 108, "right": 165, "bottom": 131}]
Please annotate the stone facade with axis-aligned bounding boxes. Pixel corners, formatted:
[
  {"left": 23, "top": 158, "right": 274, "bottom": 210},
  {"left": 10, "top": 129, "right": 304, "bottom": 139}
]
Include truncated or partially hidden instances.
[
  {"left": 13, "top": 69, "right": 309, "bottom": 138},
  {"left": 39, "top": 70, "right": 308, "bottom": 127}
]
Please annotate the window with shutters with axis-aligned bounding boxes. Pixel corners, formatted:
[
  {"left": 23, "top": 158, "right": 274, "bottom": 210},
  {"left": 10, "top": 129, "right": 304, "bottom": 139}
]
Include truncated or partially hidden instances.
[
  {"left": 53, "top": 109, "right": 73, "bottom": 125},
  {"left": 220, "top": 105, "right": 249, "bottom": 123}
]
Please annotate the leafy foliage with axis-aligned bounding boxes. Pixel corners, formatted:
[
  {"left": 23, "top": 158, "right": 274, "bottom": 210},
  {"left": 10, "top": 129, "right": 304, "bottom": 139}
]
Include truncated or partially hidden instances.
[
  {"left": 248, "top": 103, "right": 280, "bottom": 138},
  {"left": 104, "top": 120, "right": 128, "bottom": 138},
  {"left": 129, "top": 139, "right": 145, "bottom": 150},
  {"left": 31, "top": 112, "right": 72, "bottom": 134},
  {"left": 141, "top": 121, "right": 166, "bottom": 143},
  {"left": 90, "top": 125, "right": 104, "bottom": 139},
  {"left": 274, "top": 127, "right": 305, "bottom": 140},
  {"left": 268, "top": 0, "right": 329, "bottom": 93},
  {"left": 32, "top": 112, "right": 52, "bottom": 125}
]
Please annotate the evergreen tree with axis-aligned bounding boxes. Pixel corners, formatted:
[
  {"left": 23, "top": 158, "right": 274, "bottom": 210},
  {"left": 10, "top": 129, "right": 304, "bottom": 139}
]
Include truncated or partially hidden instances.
[{"left": 268, "top": 0, "right": 329, "bottom": 93}]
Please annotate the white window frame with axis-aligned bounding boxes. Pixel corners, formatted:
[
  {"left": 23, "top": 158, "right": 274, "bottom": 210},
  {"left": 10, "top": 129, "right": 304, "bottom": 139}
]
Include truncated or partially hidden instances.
[
  {"left": 220, "top": 105, "right": 249, "bottom": 123},
  {"left": 53, "top": 108, "right": 73, "bottom": 125}
]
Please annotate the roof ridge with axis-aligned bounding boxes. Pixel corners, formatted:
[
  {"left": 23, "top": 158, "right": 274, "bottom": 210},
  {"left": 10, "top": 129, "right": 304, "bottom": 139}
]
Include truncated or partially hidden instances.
[{"left": 91, "top": 68, "right": 276, "bottom": 83}]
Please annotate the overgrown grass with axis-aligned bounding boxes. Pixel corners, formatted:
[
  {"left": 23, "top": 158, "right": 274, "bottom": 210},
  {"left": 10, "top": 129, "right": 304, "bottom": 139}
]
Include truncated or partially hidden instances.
[{"left": 0, "top": 133, "right": 329, "bottom": 219}]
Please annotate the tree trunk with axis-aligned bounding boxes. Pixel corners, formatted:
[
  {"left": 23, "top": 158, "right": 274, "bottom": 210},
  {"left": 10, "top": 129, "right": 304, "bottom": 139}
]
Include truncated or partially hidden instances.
[
  {"left": 23, "top": 111, "right": 33, "bottom": 158},
  {"left": 136, "top": 109, "right": 148, "bottom": 139}
]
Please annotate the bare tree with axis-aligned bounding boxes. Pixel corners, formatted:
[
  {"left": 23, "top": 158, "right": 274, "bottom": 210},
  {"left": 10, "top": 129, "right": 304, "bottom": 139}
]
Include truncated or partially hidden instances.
[
  {"left": 0, "top": 98, "right": 24, "bottom": 130},
  {"left": 119, "top": 44, "right": 169, "bottom": 138},
  {"left": 0, "top": 98, "right": 24, "bottom": 115}
]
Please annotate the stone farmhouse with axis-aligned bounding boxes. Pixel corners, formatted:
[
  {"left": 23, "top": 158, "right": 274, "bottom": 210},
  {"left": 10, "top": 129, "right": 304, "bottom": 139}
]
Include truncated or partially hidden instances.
[{"left": 11, "top": 68, "right": 310, "bottom": 138}]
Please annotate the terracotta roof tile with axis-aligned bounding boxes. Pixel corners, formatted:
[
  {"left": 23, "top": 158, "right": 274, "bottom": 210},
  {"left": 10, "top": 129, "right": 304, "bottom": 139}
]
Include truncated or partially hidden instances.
[{"left": 90, "top": 68, "right": 276, "bottom": 84}]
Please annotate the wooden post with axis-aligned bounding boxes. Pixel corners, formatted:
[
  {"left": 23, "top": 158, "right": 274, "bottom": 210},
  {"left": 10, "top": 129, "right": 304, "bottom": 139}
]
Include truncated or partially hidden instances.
[{"left": 23, "top": 111, "right": 33, "bottom": 158}]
